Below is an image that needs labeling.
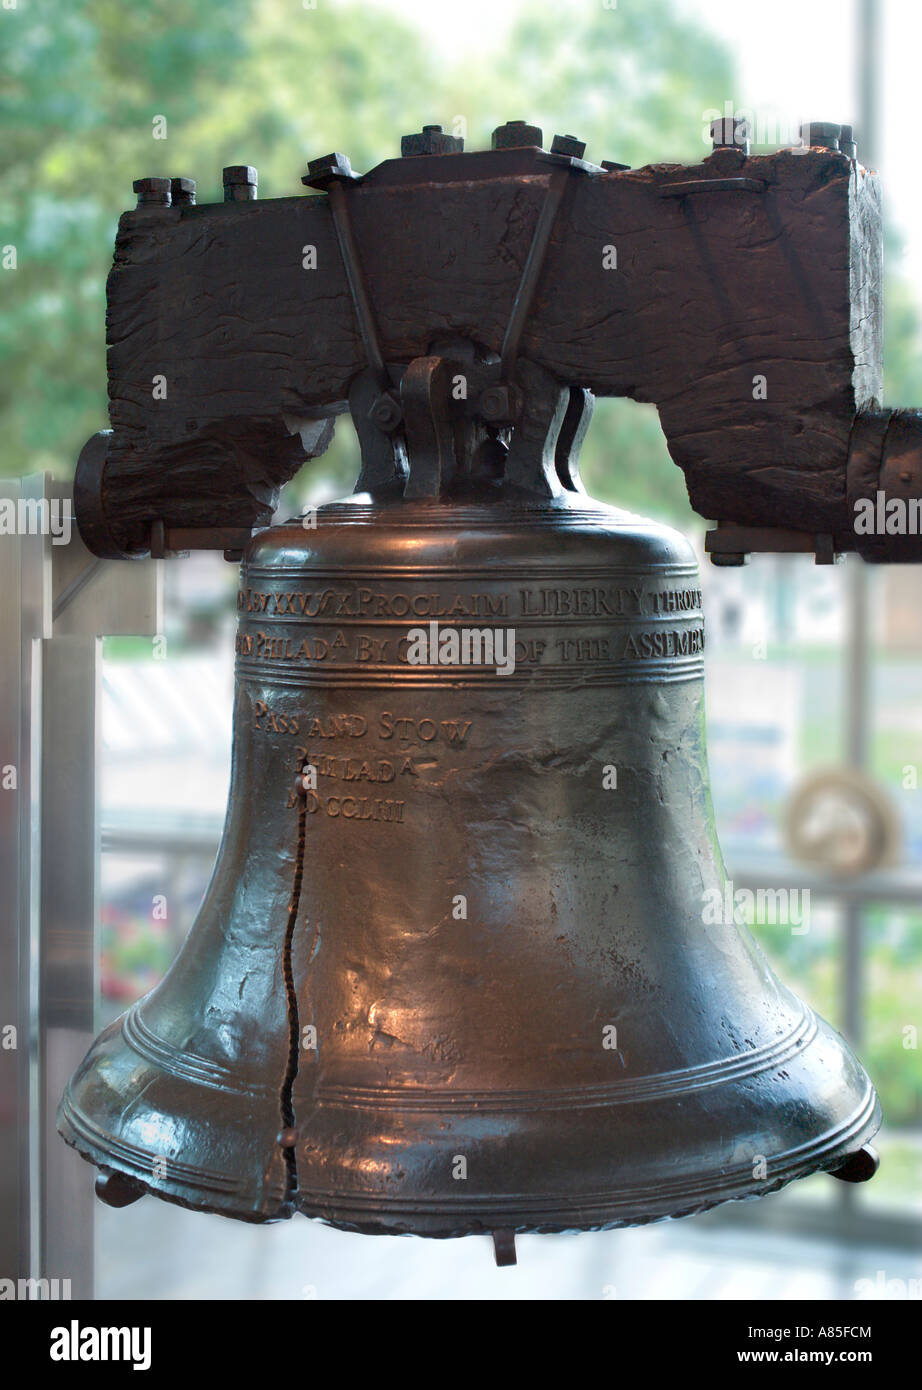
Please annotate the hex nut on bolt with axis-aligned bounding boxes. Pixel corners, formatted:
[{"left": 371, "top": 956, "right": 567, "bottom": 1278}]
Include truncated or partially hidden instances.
[
  {"left": 710, "top": 118, "right": 750, "bottom": 155},
  {"left": 492, "top": 120, "right": 543, "bottom": 151},
  {"left": 132, "top": 177, "right": 172, "bottom": 208},
  {"left": 369, "top": 393, "right": 403, "bottom": 432},
  {"left": 401, "top": 125, "right": 464, "bottom": 157},
  {"left": 800, "top": 122, "right": 841, "bottom": 151},
  {"left": 170, "top": 177, "right": 196, "bottom": 206},
  {"left": 710, "top": 552, "right": 749, "bottom": 568},
  {"left": 550, "top": 134, "right": 586, "bottom": 159},
  {"left": 480, "top": 384, "right": 520, "bottom": 422},
  {"left": 302, "top": 153, "right": 359, "bottom": 188},
  {"left": 223, "top": 165, "right": 258, "bottom": 201}
]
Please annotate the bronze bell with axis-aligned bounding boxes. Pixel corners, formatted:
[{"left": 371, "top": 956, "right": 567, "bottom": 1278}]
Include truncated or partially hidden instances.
[
  {"left": 59, "top": 480, "right": 879, "bottom": 1249},
  {"left": 59, "top": 126, "right": 888, "bottom": 1261}
]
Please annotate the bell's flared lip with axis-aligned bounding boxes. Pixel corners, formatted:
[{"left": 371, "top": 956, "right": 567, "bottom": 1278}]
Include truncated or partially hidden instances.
[{"left": 57, "top": 1078, "right": 880, "bottom": 1238}]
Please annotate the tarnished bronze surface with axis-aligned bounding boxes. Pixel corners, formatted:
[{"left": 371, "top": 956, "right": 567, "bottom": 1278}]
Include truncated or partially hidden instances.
[{"left": 59, "top": 489, "right": 879, "bottom": 1237}]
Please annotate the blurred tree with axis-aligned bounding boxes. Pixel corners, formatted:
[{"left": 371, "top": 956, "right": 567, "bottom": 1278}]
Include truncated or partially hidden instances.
[
  {"left": 0, "top": 0, "right": 439, "bottom": 480},
  {"left": 2, "top": 0, "right": 246, "bottom": 475},
  {"left": 882, "top": 225, "right": 922, "bottom": 409}
]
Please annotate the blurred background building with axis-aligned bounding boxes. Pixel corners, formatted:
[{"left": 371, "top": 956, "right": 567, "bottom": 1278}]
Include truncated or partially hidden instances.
[{"left": 2, "top": 0, "right": 920, "bottom": 1298}]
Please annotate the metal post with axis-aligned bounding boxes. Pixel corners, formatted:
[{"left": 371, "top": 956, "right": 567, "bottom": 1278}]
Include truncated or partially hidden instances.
[
  {"left": 39, "top": 636, "right": 100, "bottom": 1296},
  {"left": 0, "top": 477, "right": 37, "bottom": 1286},
  {"left": 0, "top": 473, "right": 160, "bottom": 1298},
  {"left": 843, "top": 559, "right": 869, "bottom": 1050}
]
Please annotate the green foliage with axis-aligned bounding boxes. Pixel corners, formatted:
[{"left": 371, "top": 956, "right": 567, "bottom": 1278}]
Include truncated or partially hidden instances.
[
  {"left": 0, "top": 0, "right": 438, "bottom": 476},
  {"left": 882, "top": 225, "right": 922, "bottom": 408},
  {"left": 483, "top": 0, "right": 734, "bottom": 170}
]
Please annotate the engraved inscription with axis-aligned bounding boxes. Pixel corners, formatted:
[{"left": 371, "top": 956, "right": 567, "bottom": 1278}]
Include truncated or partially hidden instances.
[
  {"left": 239, "top": 624, "right": 704, "bottom": 666},
  {"left": 239, "top": 587, "right": 507, "bottom": 618},
  {"left": 378, "top": 712, "right": 472, "bottom": 745},
  {"left": 518, "top": 586, "right": 702, "bottom": 617},
  {"left": 623, "top": 628, "right": 705, "bottom": 659},
  {"left": 648, "top": 588, "right": 702, "bottom": 613},
  {"left": 286, "top": 785, "right": 407, "bottom": 821},
  {"left": 236, "top": 581, "right": 705, "bottom": 673},
  {"left": 280, "top": 707, "right": 478, "bottom": 823},
  {"left": 307, "top": 755, "right": 401, "bottom": 783},
  {"left": 253, "top": 702, "right": 474, "bottom": 750},
  {"left": 305, "top": 793, "right": 405, "bottom": 822},
  {"left": 520, "top": 586, "right": 643, "bottom": 616}
]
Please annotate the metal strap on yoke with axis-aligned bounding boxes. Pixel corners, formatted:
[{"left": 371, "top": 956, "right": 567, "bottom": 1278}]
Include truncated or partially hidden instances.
[
  {"left": 499, "top": 163, "right": 571, "bottom": 380},
  {"left": 324, "top": 179, "right": 389, "bottom": 391},
  {"left": 326, "top": 157, "right": 575, "bottom": 398}
]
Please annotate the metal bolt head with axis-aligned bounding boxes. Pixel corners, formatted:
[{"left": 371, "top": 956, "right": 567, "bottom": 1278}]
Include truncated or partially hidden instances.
[
  {"left": 800, "top": 122, "right": 841, "bottom": 151},
  {"left": 223, "top": 165, "right": 258, "bottom": 201},
  {"left": 710, "top": 552, "right": 749, "bottom": 568},
  {"left": 170, "top": 177, "right": 196, "bottom": 206},
  {"left": 710, "top": 118, "right": 750, "bottom": 156},
  {"left": 550, "top": 133, "right": 586, "bottom": 159},
  {"left": 492, "top": 120, "right": 543, "bottom": 151},
  {"left": 302, "top": 152, "right": 358, "bottom": 188},
  {"left": 401, "top": 125, "right": 464, "bottom": 157},
  {"left": 839, "top": 123, "right": 857, "bottom": 159},
  {"left": 132, "top": 177, "right": 172, "bottom": 207},
  {"left": 368, "top": 392, "right": 403, "bottom": 432},
  {"left": 224, "top": 164, "right": 257, "bottom": 185},
  {"left": 480, "top": 384, "right": 521, "bottom": 423}
]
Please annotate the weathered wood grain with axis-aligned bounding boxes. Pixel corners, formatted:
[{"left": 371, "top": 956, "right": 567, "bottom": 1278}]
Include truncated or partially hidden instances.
[{"left": 100, "top": 145, "right": 882, "bottom": 547}]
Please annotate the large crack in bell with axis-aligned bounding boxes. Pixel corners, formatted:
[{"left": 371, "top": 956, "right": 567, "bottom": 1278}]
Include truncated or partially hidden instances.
[{"left": 279, "top": 785, "right": 308, "bottom": 1203}]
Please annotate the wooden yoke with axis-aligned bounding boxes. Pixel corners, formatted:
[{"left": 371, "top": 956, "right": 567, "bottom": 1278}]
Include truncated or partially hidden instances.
[{"left": 76, "top": 118, "right": 919, "bottom": 563}]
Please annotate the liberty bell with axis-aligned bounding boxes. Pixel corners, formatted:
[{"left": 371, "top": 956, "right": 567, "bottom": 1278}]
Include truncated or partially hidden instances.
[{"left": 60, "top": 119, "right": 893, "bottom": 1262}]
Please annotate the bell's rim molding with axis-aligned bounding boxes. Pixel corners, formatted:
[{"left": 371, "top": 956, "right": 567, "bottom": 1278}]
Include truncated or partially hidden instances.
[
  {"left": 96, "top": 993, "right": 819, "bottom": 1109},
  {"left": 312, "top": 1006, "right": 819, "bottom": 1111},
  {"left": 274, "top": 500, "right": 679, "bottom": 523},
  {"left": 241, "top": 612, "right": 701, "bottom": 628},
  {"left": 234, "top": 657, "right": 705, "bottom": 688},
  {"left": 122, "top": 1003, "right": 281, "bottom": 1100},
  {"left": 292, "top": 1085, "right": 879, "bottom": 1232},
  {"left": 58, "top": 1092, "right": 252, "bottom": 1197},
  {"left": 298, "top": 1085, "right": 879, "bottom": 1215},
  {"left": 241, "top": 562, "right": 701, "bottom": 579},
  {"left": 58, "top": 1083, "right": 879, "bottom": 1233}
]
